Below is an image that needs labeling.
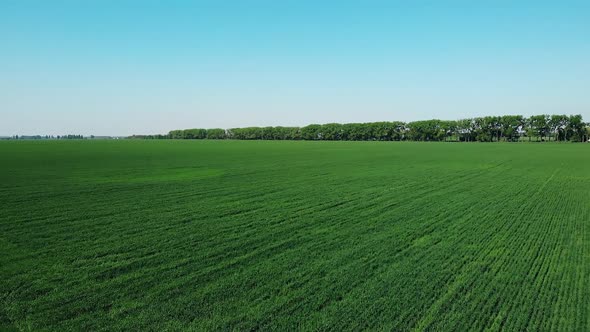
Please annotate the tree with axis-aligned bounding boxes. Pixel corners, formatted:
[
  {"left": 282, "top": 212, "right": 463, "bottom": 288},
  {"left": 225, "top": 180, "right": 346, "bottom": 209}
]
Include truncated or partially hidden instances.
[
  {"left": 321, "top": 123, "right": 343, "bottom": 140},
  {"left": 549, "top": 115, "right": 563, "bottom": 142},
  {"left": 300, "top": 124, "right": 322, "bottom": 140},
  {"left": 529, "top": 115, "right": 549, "bottom": 141},
  {"left": 440, "top": 120, "right": 457, "bottom": 142},
  {"left": 369, "top": 122, "right": 394, "bottom": 141},
  {"left": 568, "top": 114, "right": 585, "bottom": 142},
  {"left": 406, "top": 120, "right": 446, "bottom": 141},
  {"left": 472, "top": 117, "right": 493, "bottom": 142},
  {"left": 558, "top": 115, "right": 570, "bottom": 142},
  {"left": 501, "top": 115, "right": 524, "bottom": 142},
  {"left": 169, "top": 130, "right": 184, "bottom": 139},
  {"left": 183, "top": 128, "right": 207, "bottom": 139},
  {"left": 456, "top": 119, "right": 474, "bottom": 142},
  {"left": 206, "top": 129, "right": 226, "bottom": 139}
]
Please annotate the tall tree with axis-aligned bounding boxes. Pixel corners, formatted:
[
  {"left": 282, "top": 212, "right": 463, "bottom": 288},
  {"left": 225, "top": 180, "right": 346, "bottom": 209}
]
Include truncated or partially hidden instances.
[
  {"left": 568, "top": 114, "right": 585, "bottom": 142},
  {"left": 529, "top": 115, "right": 549, "bottom": 141}
]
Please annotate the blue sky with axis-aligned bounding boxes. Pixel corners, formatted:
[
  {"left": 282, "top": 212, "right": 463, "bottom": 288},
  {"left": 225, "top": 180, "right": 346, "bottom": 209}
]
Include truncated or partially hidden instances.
[{"left": 1, "top": 1, "right": 589, "bottom": 135}]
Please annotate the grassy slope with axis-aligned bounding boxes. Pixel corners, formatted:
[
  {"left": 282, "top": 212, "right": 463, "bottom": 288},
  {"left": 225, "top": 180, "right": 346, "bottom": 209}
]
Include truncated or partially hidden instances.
[{"left": 0, "top": 140, "right": 589, "bottom": 331}]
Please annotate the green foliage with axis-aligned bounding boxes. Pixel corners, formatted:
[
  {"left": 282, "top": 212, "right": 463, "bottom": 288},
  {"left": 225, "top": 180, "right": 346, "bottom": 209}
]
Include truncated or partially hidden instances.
[
  {"left": 300, "top": 124, "right": 322, "bottom": 140},
  {"left": 1, "top": 140, "right": 589, "bottom": 330},
  {"left": 184, "top": 128, "right": 207, "bottom": 139},
  {"left": 168, "top": 129, "right": 185, "bottom": 139},
  {"left": 529, "top": 115, "right": 550, "bottom": 141},
  {"left": 206, "top": 129, "right": 226, "bottom": 139},
  {"left": 157, "top": 115, "right": 586, "bottom": 143}
]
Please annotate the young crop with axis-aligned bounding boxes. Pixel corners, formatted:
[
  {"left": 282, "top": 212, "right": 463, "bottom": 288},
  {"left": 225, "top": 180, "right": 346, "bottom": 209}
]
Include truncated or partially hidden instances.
[{"left": 1, "top": 140, "right": 588, "bottom": 330}]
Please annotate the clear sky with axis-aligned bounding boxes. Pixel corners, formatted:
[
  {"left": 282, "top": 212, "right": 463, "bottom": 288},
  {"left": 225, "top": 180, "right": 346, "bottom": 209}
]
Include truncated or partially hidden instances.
[{"left": 1, "top": 1, "right": 589, "bottom": 136}]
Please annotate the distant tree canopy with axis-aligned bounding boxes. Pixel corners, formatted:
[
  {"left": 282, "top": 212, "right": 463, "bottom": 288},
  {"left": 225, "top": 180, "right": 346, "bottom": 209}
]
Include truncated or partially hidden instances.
[
  {"left": 10, "top": 134, "right": 84, "bottom": 140},
  {"left": 138, "top": 115, "right": 589, "bottom": 142}
]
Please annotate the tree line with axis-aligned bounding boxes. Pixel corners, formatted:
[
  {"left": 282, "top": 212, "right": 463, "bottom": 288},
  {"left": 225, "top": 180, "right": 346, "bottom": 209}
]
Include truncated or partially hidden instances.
[
  {"left": 8, "top": 134, "right": 86, "bottom": 140},
  {"left": 132, "top": 114, "right": 590, "bottom": 142},
  {"left": 5, "top": 135, "right": 127, "bottom": 140}
]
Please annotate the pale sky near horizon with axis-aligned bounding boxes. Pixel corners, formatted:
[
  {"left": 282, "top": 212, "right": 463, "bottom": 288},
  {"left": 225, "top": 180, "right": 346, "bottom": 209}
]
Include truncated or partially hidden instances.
[{"left": 1, "top": 1, "right": 589, "bottom": 136}]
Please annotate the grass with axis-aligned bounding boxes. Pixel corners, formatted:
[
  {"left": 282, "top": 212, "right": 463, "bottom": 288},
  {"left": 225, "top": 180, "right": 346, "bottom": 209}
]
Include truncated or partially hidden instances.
[{"left": 1, "top": 140, "right": 589, "bottom": 331}]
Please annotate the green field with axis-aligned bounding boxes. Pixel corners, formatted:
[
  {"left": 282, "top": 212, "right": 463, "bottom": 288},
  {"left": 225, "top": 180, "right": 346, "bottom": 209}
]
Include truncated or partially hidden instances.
[{"left": 1, "top": 140, "right": 589, "bottom": 331}]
